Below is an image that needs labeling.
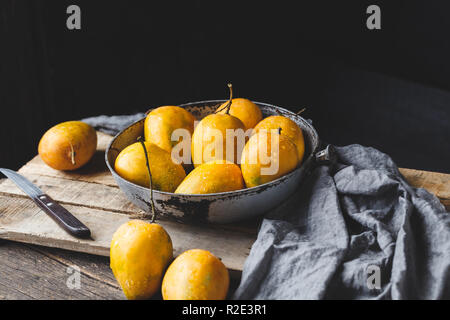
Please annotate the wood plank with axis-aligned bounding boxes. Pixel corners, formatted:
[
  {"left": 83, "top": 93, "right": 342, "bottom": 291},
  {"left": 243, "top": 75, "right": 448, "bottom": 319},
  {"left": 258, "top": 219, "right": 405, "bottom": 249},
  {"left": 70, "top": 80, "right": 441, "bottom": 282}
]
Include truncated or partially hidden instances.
[
  {"left": 0, "top": 172, "right": 260, "bottom": 235},
  {"left": 0, "top": 173, "right": 138, "bottom": 215},
  {"left": 30, "top": 244, "right": 120, "bottom": 290},
  {"left": 0, "top": 240, "right": 124, "bottom": 300},
  {"left": 400, "top": 168, "right": 450, "bottom": 210},
  {"left": 0, "top": 195, "right": 254, "bottom": 273}
]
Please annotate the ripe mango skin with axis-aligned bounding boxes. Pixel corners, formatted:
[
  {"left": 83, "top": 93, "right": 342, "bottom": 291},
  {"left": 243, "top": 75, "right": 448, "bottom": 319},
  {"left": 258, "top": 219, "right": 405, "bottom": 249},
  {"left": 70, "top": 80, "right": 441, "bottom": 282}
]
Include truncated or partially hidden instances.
[
  {"left": 217, "top": 98, "right": 262, "bottom": 130},
  {"left": 38, "top": 121, "right": 97, "bottom": 171},
  {"left": 241, "top": 131, "right": 299, "bottom": 188},
  {"left": 191, "top": 113, "right": 246, "bottom": 167},
  {"left": 162, "top": 249, "right": 229, "bottom": 300},
  {"left": 144, "top": 106, "right": 196, "bottom": 155},
  {"left": 175, "top": 160, "right": 244, "bottom": 194},
  {"left": 110, "top": 220, "right": 173, "bottom": 300},
  {"left": 114, "top": 141, "right": 186, "bottom": 192},
  {"left": 254, "top": 115, "right": 305, "bottom": 164}
]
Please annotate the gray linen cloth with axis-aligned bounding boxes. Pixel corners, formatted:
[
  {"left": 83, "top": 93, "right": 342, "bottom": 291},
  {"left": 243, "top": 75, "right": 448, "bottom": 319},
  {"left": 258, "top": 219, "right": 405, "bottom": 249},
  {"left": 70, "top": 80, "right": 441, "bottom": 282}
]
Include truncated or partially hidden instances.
[
  {"left": 83, "top": 115, "right": 450, "bottom": 300},
  {"left": 234, "top": 145, "right": 450, "bottom": 299}
]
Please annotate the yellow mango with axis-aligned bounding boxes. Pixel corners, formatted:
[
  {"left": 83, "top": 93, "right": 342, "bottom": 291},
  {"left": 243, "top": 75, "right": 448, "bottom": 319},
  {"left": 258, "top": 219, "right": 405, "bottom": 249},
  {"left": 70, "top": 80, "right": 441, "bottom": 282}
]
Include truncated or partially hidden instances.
[
  {"left": 254, "top": 115, "right": 305, "bottom": 164},
  {"left": 144, "top": 106, "right": 195, "bottom": 155},
  {"left": 217, "top": 98, "right": 262, "bottom": 130},
  {"left": 162, "top": 249, "right": 229, "bottom": 300},
  {"left": 110, "top": 220, "right": 173, "bottom": 300},
  {"left": 38, "top": 121, "right": 97, "bottom": 171},
  {"left": 241, "top": 130, "right": 299, "bottom": 188},
  {"left": 175, "top": 160, "right": 244, "bottom": 194},
  {"left": 114, "top": 141, "right": 185, "bottom": 192},
  {"left": 191, "top": 113, "right": 246, "bottom": 167}
]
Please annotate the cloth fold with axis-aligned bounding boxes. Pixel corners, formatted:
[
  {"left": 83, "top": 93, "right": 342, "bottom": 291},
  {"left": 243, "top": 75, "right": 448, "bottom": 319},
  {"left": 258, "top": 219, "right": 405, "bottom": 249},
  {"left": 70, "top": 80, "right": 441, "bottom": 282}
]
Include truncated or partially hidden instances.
[{"left": 83, "top": 114, "right": 450, "bottom": 300}]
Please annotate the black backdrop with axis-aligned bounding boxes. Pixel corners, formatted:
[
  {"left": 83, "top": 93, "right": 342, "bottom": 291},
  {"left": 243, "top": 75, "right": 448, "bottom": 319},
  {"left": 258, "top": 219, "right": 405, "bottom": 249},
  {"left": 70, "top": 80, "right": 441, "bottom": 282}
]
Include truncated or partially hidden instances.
[{"left": 1, "top": 0, "right": 449, "bottom": 172}]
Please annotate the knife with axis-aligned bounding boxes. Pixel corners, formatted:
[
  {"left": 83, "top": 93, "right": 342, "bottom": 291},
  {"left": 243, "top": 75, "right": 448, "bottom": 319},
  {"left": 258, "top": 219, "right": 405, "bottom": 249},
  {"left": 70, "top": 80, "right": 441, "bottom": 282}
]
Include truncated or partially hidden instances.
[{"left": 0, "top": 168, "right": 91, "bottom": 239}]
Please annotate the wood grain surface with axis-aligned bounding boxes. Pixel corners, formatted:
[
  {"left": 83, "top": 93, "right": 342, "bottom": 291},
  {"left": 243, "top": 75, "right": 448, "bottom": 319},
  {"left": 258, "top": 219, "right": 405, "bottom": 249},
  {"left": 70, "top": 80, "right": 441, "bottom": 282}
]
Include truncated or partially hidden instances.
[
  {"left": 399, "top": 168, "right": 450, "bottom": 210},
  {"left": 0, "top": 240, "right": 124, "bottom": 300}
]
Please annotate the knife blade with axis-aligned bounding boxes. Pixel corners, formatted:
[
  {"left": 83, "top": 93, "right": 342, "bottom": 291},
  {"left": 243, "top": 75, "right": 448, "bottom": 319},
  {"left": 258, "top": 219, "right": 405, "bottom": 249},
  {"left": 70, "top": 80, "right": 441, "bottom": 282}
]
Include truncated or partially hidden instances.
[{"left": 0, "top": 168, "right": 91, "bottom": 239}]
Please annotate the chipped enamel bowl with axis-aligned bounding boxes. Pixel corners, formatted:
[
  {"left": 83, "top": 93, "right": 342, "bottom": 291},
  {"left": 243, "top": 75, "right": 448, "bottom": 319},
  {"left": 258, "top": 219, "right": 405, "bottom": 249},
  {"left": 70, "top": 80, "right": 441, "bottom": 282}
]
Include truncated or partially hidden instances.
[{"left": 105, "top": 100, "right": 320, "bottom": 224}]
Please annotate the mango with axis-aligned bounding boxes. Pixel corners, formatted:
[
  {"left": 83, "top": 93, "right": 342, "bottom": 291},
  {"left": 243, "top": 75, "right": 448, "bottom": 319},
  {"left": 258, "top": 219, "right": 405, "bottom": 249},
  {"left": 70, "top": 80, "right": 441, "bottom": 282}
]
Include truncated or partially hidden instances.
[
  {"left": 191, "top": 114, "right": 246, "bottom": 166},
  {"left": 110, "top": 220, "right": 173, "bottom": 300},
  {"left": 241, "top": 129, "right": 299, "bottom": 188},
  {"left": 162, "top": 249, "right": 229, "bottom": 300},
  {"left": 175, "top": 160, "right": 244, "bottom": 194},
  {"left": 254, "top": 115, "right": 305, "bottom": 164},
  {"left": 114, "top": 141, "right": 186, "bottom": 192},
  {"left": 144, "top": 106, "right": 195, "bottom": 157},
  {"left": 217, "top": 98, "right": 262, "bottom": 130},
  {"left": 38, "top": 121, "right": 97, "bottom": 171},
  {"left": 191, "top": 85, "right": 247, "bottom": 166}
]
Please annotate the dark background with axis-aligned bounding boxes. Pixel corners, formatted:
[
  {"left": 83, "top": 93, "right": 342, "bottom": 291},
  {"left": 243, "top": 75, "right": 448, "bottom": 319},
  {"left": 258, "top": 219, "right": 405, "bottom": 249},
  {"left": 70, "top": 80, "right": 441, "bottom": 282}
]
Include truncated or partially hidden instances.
[{"left": 1, "top": 0, "right": 449, "bottom": 172}]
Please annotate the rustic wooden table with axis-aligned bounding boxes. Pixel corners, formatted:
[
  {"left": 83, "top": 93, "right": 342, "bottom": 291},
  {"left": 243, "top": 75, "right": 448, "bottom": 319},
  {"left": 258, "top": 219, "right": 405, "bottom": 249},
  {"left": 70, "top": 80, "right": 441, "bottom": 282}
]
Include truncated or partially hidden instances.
[{"left": 0, "top": 132, "right": 448, "bottom": 300}]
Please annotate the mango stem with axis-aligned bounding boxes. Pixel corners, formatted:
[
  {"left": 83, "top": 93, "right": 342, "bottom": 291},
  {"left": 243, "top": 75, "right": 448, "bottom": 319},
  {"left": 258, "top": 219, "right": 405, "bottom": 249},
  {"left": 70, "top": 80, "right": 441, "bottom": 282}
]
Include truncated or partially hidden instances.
[
  {"left": 224, "top": 83, "right": 233, "bottom": 114},
  {"left": 215, "top": 83, "right": 233, "bottom": 114},
  {"left": 137, "top": 137, "right": 157, "bottom": 223},
  {"left": 69, "top": 142, "right": 76, "bottom": 165},
  {"left": 296, "top": 107, "right": 306, "bottom": 115}
]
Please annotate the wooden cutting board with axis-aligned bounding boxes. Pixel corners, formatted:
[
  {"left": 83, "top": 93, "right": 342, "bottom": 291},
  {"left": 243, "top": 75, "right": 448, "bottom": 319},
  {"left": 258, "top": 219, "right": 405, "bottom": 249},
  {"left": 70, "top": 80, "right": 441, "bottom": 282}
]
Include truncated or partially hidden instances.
[{"left": 0, "top": 132, "right": 448, "bottom": 275}]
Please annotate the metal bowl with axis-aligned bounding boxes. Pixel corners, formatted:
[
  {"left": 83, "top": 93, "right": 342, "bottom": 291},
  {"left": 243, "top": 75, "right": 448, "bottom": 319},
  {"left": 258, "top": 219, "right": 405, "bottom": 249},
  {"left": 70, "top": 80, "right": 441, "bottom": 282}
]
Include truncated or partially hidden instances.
[{"left": 105, "top": 100, "right": 320, "bottom": 224}]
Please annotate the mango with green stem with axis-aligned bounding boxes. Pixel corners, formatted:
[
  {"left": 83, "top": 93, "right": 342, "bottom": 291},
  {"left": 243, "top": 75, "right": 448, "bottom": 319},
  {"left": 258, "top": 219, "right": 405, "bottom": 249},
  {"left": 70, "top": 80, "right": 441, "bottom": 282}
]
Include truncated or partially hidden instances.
[
  {"left": 110, "top": 220, "right": 173, "bottom": 300},
  {"left": 114, "top": 141, "right": 186, "bottom": 192},
  {"left": 191, "top": 84, "right": 246, "bottom": 166},
  {"left": 216, "top": 98, "right": 262, "bottom": 130}
]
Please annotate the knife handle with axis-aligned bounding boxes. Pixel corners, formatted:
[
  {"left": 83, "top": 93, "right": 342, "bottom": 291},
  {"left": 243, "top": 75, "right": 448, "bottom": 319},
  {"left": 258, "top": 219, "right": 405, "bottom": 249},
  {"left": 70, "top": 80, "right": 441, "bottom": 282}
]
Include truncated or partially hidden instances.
[{"left": 33, "top": 194, "right": 91, "bottom": 239}]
